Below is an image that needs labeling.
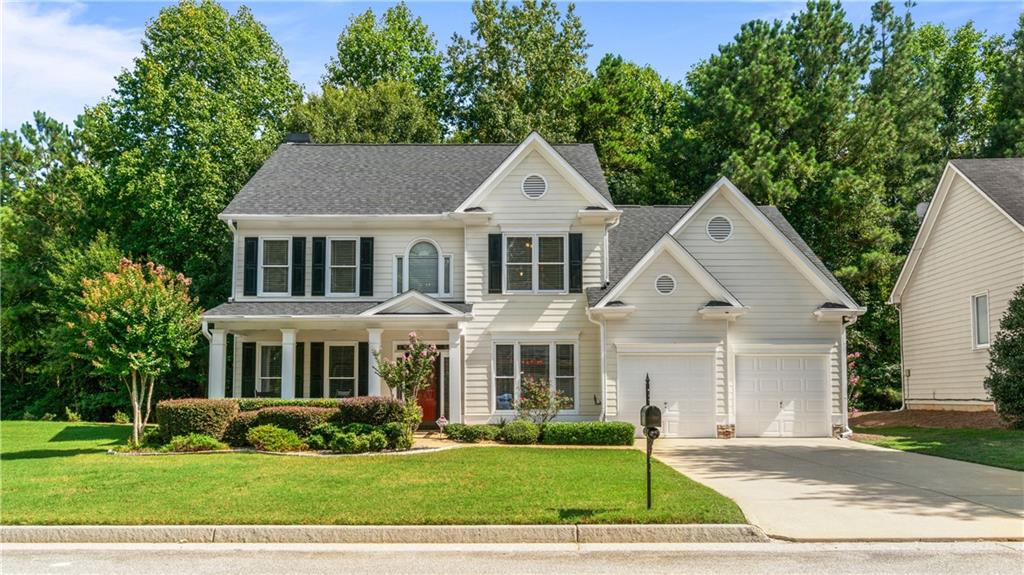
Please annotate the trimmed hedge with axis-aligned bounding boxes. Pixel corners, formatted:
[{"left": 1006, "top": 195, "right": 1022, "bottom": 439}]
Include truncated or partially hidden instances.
[
  {"left": 335, "top": 396, "right": 405, "bottom": 426},
  {"left": 167, "top": 433, "right": 228, "bottom": 452},
  {"left": 501, "top": 419, "right": 540, "bottom": 444},
  {"left": 156, "top": 399, "right": 239, "bottom": 442},
  {"left": 223, "top": 411, "right": 259, "bottom": 446},
  {"left": 443, "top": 423, "right": 500, "bottom": 443},
  {"left": 246, "top": 424, "right": 306, "bottom": 451},
  {"left": 254, "top": 406, "right": 335, "bottom": 437},
  {"left": 237, "top": 399, "right": 343, "bottom": 412},
  {"left": 541, "top": 422, "right": 636, "bottom": 446}
]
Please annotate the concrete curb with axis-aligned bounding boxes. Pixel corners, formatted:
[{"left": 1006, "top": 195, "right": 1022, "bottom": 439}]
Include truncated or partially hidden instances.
[{"left": 1, "top": 524, "right": 769, "bottom": 544}]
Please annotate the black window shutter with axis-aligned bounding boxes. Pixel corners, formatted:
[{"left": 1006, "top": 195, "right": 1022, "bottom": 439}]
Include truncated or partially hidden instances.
[
  {"left": 488, "top": 234, "right": 503, "bottom": 294},
  {"left": 569, "top": 233, "right": 583, "bottom": 293},
  {"left": 358, "top": 341, "right": 369, "bottom": 396},
  {"left": 243, "top": 237, "right": 258, "bottom": 296},
  {"left": 295, "top": 342, "right": 305, "bottom": 398},
  {"left": 309, "top": 342, "right": 324, "bottom": 398},
  {"left": 241, "top": 342, "right": 256, "bottom": 397},
  {"left": 359, "top": 237, "right": 374, "bottom": 297},
  {"left": 311, "top": 237, "right": 326, "bottom": 296},
  {"left": 291, "top": 237, "right": 306, "bottom": 296}
]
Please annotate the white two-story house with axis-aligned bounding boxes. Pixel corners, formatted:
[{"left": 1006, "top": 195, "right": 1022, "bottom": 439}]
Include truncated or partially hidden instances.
[{"left": 203, "top": 132, "right": 864, "bottom": 438}]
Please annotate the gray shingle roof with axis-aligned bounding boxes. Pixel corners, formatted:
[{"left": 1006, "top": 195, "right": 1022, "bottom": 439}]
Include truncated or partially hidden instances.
[
  {"left": 586, "top": 205, "right": 855, "bottom": 306},
  {"left": 222, "top": 143, "right": 611, "bottom": 216},
  {"left": 950, "top": 158, "right": 1024, "bottom": 226},
  {"left": 205, "top": 300, "right": 472, "bottom": 318}
]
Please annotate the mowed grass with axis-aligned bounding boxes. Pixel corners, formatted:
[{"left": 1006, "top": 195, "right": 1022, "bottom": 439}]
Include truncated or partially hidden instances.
[
  {"left": 853, "top": 426, "right": 1024, "bottom": 471},
  {"left": 0, "top": 422, "right": 744, "bottom": 525}
]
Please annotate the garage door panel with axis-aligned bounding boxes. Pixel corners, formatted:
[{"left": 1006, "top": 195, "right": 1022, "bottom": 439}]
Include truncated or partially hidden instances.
[
  {"left": 616, "top": 353, "right": 716, "bottom": 438},
  {"left": 737, "top": 354, "right": 829, "bottom": 438}
]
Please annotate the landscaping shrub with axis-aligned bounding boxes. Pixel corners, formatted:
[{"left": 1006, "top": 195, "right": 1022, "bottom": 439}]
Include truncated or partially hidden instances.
[
  {"left": 254, "top": 406, "right": 335, "bottom": 437},
  {"left": 113, "top": 411, "right": 130, "bottom": 424},
  {"left": 141, "top": 426, "right": 164, "bottom": 448},
  {"left": 985, "top": 284, "right": 1024, "bottom": 428},
  {"left": 444, "top": 423, "right": 500, "bottom": 443},
  {"left": 246, "top": 424, "right": 306, "bottom": 452},
  {"left": 541, "top": 422, "right": 636, "bottom": 446},
  {"left": 501, "top": 420, "right": 540, "bottom": 444},
  {"left": 237, "top": 398, "right": 343, "bottom": 411},
  {"left": 334, "top": 396, "right": 405, "bottom": 426},
  {"left": 156, "top": 399, "right": 239, "bottom": 442},
  {"left": 381, "top": 421, "right": 412, "bottom": 450},
  {"left": 64, "top": 407, "right": 82, "bottom": 422},
  {"left": 168, "top": 433, "right": 228, "bottom": 452},
  {"left": 307, "top": 422, "right": 396, "bottom": 452},
  {"left": 223, "top": 411, "right": 259, "bottom": 446}
]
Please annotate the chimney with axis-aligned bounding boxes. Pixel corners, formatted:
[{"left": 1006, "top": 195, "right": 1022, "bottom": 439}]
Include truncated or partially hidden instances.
[{"left": 285, "top": 132, "right": 312, "bottom": 144}]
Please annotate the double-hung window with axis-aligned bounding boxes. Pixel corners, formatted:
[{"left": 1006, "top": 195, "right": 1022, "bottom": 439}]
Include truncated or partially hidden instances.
[
  {"left": 259, "top": 238, "right": 290, "bottom": 295},
  {"left": 258, "top": 344, "right": 283, "bottom": 397},
  {"left": 327, "top": 344, "right": 356, "bottom": 398},
  {"left": 493, "top": 341, "right": 577, "bottom": 411},
  {"left": 504, "top": 234, "right": 566, "bottom": 293},
  {"left": 972, "top": 293, "right": 990, "bottom": 348},
  {"left": 328, "top": 238, "right": 358, "bottom": 296}
]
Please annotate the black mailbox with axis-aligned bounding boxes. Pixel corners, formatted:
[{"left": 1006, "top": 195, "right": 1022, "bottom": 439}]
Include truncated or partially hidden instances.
[{"left": 640, "top": 404, "right": 662, "bottom": 428}]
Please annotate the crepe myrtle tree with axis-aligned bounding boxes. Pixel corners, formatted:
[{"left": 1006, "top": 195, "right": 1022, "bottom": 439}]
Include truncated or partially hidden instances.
[
  {"left": 71, "top": 258, "right": 202, "bottom": 446},
  {"left": 515, "top": 374, "right": 572, "bottom": 423},
  {"left": 374, "top": 332, "right": 439, "bottom": 433},
  {"left": 985, "top": 284, "right": 1024, "bottom": 428}
]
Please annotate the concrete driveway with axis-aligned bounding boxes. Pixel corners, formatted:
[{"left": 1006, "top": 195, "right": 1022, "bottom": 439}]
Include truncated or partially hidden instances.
[{"left": 653, "top": 438, "right": 1024, "bottom": 541}]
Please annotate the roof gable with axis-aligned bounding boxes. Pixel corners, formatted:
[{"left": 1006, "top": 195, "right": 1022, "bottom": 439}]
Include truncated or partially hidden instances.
[{"left": 359, "top": 291, "right": 468, "bottom": 316}]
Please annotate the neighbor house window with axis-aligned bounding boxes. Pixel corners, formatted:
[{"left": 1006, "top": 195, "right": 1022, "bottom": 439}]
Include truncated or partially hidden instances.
[
  {"left": 327, "top": 344, "right": 356, "bottom": 398},
  {"left": 328, "top": 239, "right": 357, "bottom": 295},
  {"left": 972, "top": 293, "right": 990, "bottom": 348},
  {"left": 493, "top": 341, "right": 576, "bottom": 411},
  {"left": 504, "top": 234, "right": 567, "bottom": 293},
  {"left": 258, "top": 344, "right": 282, "bottom": 397},
  {"left": 260, "top": 238, "right": 290, "bottom": 294}
]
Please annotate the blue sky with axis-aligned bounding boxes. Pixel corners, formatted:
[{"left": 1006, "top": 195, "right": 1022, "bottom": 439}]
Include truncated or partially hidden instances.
[{"left": 3, "top": 1, "right": 1021, "bottom": 131}]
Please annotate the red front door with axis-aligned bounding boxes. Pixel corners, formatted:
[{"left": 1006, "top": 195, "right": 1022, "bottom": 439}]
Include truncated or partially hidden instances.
[{"left": 417, "top": 356, "right": 440, "bottom": 424}]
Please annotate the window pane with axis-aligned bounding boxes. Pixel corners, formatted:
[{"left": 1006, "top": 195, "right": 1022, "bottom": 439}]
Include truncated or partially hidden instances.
[
  {"left": 507, "top": 237, "right": 533, "bottom": 263},
  {"left": 330, "top": 379, "right": 355, "bottom": 398},
  {"left": 331, "top": 267, "right": 356, "bottom": 293},
  {"left": 975, "top": 295, "right": 989, "bottom": 345},
  {"left": 329, "top": 346, "right": 355, "bottom": 378},
  {"left": 396, "top": 257, "right": 404, "bottom": 292},
  {"left": 538, "top": 264, "right": 564, "bottom": 291},
  {"left": 409, "top": 242, "right": 439, "bottom": 293},
  {"left": 495, "top": 344, "right": 515, "bottom": 377},
  {"left": 263, "top": 267, "right": 288, "bottom": 293},
  {"left": 556, "top": 378, "right": 575, "bottom": 409},
  {"left": 538, "top": 237, "right": 564, "bottom": 263},
  {"left": 444, "top": 256, "right": 452, "bottom": 294},
  {"left": 520, "top": 344, "right": 549, "bottom": 383},
  {"left": 261, "top": 346, "right": 282, "bottom": 379},
  {"left": 556, "top": 344, "right": 574, "bottom": 377},
  {"left": 409, "top": 241, "right": 438, "bottom": 259},
  {"left": 263, "top": 240, "right": 289, "bottom": 265},
  {"left": 496, "top": 378, "right": 515, "bottom": 410},
  {"left": 331, "top": 240, "right": 356, "bottom": 266},
  {"left": 260, "top": 378, "right": 282, "bottom": 397},
  {"left": 507, "top": 264, "right": 532, "bottom": 290}
]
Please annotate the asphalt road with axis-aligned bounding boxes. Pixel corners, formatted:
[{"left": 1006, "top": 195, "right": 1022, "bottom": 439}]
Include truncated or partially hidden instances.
[{"left": 3, "top": 542, "right": 1022, "bottom": 575}]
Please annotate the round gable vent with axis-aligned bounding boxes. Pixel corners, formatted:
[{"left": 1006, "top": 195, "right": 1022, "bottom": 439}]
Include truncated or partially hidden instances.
[
  {"left": 522, "top": 174, "right": 548, "bottom": 199},
  {"left": 655, "top": 274, "right": 676, "bottom": 295},
  {"left": 706, "top": 215, "right": 733, "bottom": 242}
]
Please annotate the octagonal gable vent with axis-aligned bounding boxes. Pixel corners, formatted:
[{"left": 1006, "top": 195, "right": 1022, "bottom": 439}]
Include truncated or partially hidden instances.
[
  {"left": 655, "top": 274, "right": 676, "bottom": 295},
  {"left": 706, "top": 216, "right": 733, "bottom": 242},
  {"left": 522, "top": 174, "right": 548, "bottom": 199}
]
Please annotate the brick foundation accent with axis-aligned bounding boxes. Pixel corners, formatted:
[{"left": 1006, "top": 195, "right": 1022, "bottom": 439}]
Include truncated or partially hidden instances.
[
  {"left": 716, "top": 424, "right": 735, "bottom": 439},
  {"left": 832, "top": 424, "right": 845, "bottom": 438}
]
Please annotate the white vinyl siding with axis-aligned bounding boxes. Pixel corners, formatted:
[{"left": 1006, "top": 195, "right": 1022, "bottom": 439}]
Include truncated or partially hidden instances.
[{"left": 901, "top": 175, "right": 1024, "bottom": 402}]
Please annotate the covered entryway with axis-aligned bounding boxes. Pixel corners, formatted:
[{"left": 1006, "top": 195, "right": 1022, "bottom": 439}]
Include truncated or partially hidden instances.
[
  {"left": 735, "top": 354, "right": 829, "bottom": 437},
  {"left": 616, "top": 352, "right": 716, "bottom": 437}
]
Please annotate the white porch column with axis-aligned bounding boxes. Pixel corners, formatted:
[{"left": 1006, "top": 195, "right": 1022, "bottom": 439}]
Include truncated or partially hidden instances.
[
  {"left": 367, "top": 328, "right": 383, "bottom": 396},
  {"left": 208, "top": 329, "right": 227, "bottom": 398},
  {"left": 280, "top": 329, "right": 297, "bottom": 399},
  {"left": 448, "top": 327, "right": 463, "bottom": 423}
]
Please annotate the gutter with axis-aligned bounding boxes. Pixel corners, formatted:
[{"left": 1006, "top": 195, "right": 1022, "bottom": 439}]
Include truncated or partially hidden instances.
[{"left": 200, "top": 320, "right": 212, "bottom": 342}]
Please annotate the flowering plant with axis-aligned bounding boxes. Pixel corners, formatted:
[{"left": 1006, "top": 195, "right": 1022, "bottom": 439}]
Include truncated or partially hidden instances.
[
  {"left": 515, "top": 374, "right": 572, "bottom": 423},
  {"left": 373, "top": 332, "right": 439, "bottom": 433}
]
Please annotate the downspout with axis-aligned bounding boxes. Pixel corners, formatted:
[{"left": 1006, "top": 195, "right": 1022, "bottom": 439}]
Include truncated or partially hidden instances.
[
  {"left": 225, "top": 219, "right": 238, "bottom": 302},
  {"left": 586, "top": 310, "right": 607, "bottom": 421},
  {"left": 840, "top": 314, "right": 859, "bottom": 438},
  {"left": 896, "top": 303, "right": 908, "bottom": 412},
  {"left": 201, "top": 319, "right": 212, "bottom": 342}
]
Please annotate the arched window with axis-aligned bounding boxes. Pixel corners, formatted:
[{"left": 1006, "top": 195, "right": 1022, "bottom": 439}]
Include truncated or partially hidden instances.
[{"left": 408, "top": 241, "right": 439, "bottom": 294}]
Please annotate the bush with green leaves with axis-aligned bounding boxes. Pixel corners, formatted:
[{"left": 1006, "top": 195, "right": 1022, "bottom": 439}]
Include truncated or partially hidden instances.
[
  {"left": 501, "top": 419, "right": 540, "bottom": 444},
  {"left": 254, "top": 406, "right": 335, "bottom": 437},
  {"left": 541, "top": 422, "right": 636, "bottom": 445},
  {"left": 985, "top": 284, "right": 1024, "bottom": 428},
  {"left": 246, "top": 424, "right": 306, "bottom": 452},
  {"left": 64, "top": 407, "right": 82, "bottom": 422},
  {"left": 515, "top": 375, "right": 572, "bottom": 423},
  {"left": 333, "top": 396, "right": 406, "bottom": 426},
  {"left": 113, "top": 411, "right": 131, "bottom": 424},
  {"left": 237, "top": 399, "right": 343, "bottom": 411},
  {"left": 307, "top": 422, "right": 397, "bottom": 452},
  {"left": 222, "top": 411, "right": 259, "bottom": 446},
  {"left": 167, "top": 433, "right": 228, "bottom": 452},
  {"left": 443, "top": 423, "right": 500, "bottom": 443},
  {"left": 381, "top": 421, "right": 413, "bottom": 450},
  {"left": 156, "top": 399, "right": 239, "bottom": 442}
]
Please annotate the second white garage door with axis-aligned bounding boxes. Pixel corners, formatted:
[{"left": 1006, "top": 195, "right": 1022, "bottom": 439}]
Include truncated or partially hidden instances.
[
  {"left": 736, "top": 355, "right": 830, "bottom": 437},
  {"left": 616, "top": 353, "right": 716, "bottom": 437}
]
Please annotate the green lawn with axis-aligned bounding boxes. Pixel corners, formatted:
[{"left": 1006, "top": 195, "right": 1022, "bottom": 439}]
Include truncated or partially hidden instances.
[
  {"left": 0, "top": 421, "right": 744, "bottom": 525},
  {"left": 853, "top": 426, "right": 1024, "bottom": 471}
]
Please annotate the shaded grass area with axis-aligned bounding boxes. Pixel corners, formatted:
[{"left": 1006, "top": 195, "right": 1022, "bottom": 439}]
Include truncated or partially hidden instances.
[
  {"left": 1, "top": 422, "right": 744, "bottom": 525},
  {"left": 852, "top": 426, "right": 1024, "bottom": 471}
]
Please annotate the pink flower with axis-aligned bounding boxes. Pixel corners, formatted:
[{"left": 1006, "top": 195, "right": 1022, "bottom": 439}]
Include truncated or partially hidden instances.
[
  {"left": 420, "top": 350, "right": 428, "bottom": 357},
  {"left": 86, "top": 340, "right": 94, "bottom": 349},
  {"left": 408, "top": 331, "right": 417, "bottom": 338}
]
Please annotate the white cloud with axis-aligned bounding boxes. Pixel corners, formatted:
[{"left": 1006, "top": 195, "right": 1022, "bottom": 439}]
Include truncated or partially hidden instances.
[{"left": 1, "top": 3, "right": 142, "bottom": 130}]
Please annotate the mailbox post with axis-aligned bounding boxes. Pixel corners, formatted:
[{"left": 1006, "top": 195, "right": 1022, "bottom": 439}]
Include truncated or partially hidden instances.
[{"left": 640, "top": 374, "right": 661, "bottom": 510}]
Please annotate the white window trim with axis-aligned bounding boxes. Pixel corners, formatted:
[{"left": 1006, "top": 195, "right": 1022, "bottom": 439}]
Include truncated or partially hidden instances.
[
  {"left": 256, "top": 342, "right": 283, "bottom": 397},
  {"left": 326, "top": 237, "right": 360, "bottom": 297},
  {"left": 502, "top": 233, "right": 569, "bottom": 294},
  {"left": 393, "top": 254, "right": 404, "bottom": 296},
  {"left": 257, "top": 236, "right": 291, "bottom": 296},
  {"left": 971, "top": 291, "right": 991, "bottom": 350},
  {"left": 400, "top": 238, "right": 453, "bottom": 297},
  {"left": 491, "top": 339, "right": 579, "bottom": 414},
  {"left": 324, "top": 341, "right": 359, "bottom": 399}
]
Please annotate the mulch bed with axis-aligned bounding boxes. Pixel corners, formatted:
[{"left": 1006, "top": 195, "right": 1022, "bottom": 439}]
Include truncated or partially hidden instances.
[{"left": 850, "top": 409, "right": 1009, "bottom": 430}]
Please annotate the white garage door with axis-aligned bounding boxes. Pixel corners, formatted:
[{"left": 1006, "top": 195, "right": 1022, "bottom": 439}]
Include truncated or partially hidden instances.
[
  {"left": 616, "top": 353, "right": 716, "bottom": 437},
  {"left": 736, "top": 355, "right": 830, "bottom": 437}
]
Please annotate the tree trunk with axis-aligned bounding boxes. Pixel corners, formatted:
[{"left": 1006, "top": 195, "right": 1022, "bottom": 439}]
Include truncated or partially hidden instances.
[{"left": 130, "top": 370, "right": 142, "bottom": 448}]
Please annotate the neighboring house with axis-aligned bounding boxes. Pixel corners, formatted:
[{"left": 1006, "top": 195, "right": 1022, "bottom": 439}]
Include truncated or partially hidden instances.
[
  {"left": 204, "top": 132, "right": 864, "bottom": 438},
  {"left": 889, "top": 158, "right": 1024, "bottom": 411}
]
